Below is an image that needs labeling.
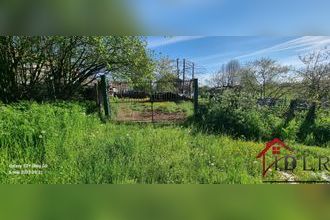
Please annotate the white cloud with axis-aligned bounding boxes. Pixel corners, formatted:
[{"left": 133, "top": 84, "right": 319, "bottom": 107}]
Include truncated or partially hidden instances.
[
  {"left": 234, "top": 36, "right": 330, "bottom": 60},
  {"left": 192, "top": 36, "right": 330, "bottom": 69},
  {"left": 148, "top": 36, "right": 204, "bottom": 48}
]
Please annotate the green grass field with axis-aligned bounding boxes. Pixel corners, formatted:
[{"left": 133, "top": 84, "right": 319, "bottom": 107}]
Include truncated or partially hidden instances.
[{"left": 0, "top": 102, "right": 329, "bottom": 183}]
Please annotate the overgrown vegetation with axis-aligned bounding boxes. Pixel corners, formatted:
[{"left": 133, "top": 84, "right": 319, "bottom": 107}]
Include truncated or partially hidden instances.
[
  {"left": 0, "top": 102, "right": 328, "bottom": 183},
  {"left": 0, "top": 36, "right": 329, "bottom": 183},
  {"left": 199, "top": 49, "right": 330, "bottom": 147},
  {"left": 0, "top": 36, "right": 154, "bottom": 102},
  {"left": 192, "top": 89, "right": 330, "bottom": 147}
]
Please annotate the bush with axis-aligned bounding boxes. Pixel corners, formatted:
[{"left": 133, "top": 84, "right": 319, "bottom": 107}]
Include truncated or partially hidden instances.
[
  {"left": 193, "top": 90, "right": 330, "bottom": 147},
  {"left": 194, "top": 90, "right": 278, "bottom": 141},
  {"left": 312, "top": 123, "right": 330, "bottom": 146}
]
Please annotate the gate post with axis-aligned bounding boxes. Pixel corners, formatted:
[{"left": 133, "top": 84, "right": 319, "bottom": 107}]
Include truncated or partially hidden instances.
[
  {"left": 94, "top": 83, "right": 101, "bottom": 116},
  {"left": 193, "top": 78, "right": 198, "bottom": 116},
  {"left": 101, "top": 75, "right": 111, "bottom": 118},
  {"left": 150, "top": 81, "right": 154, "bottom": 123}
]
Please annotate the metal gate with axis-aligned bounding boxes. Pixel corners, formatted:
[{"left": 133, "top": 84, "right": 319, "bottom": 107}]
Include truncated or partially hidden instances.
[{"left": 109, "top": 79, "right": 196, "bottom": 122}]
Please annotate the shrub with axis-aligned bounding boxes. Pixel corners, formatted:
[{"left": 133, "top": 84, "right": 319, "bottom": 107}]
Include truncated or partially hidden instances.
[
  {"left": 194, "top": 90, "right": 274, "bottom": 141},
  {"left": 312, "top": 123, "right": 330, "bottom": 146},
  {"left": 193, "top": 90, "right": 329, "bottom": 147}
]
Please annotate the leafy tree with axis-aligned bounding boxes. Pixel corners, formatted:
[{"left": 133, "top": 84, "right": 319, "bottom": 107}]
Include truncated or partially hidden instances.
[
  {"left": 0, "top": 36, "right": 154, "bottom": 102},
  {"left": 0, "top": 36, "right": 51, "bottom": 102}
]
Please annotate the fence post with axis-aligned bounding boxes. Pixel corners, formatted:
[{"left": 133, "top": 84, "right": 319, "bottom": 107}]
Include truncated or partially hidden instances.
[
  {"left": 94, "top": 83, "right": 101, "bottom": 116},
  {"left": 150, "top": 81, "right": 154, "bottom": 123},
  {"left": 193, "top": 78, "right": 198, "bottom": 116},
  {"left": 100, "top": 75, "right": 110, "bottom": 118}
]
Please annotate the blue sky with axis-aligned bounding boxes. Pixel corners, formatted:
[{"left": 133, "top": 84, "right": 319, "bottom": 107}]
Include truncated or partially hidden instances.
[
  {"left": 127, "top": 0, "right": 330, "bottom": 35},
  {"left": 147, "top": 36, "right": 330, "bottom": 83}
]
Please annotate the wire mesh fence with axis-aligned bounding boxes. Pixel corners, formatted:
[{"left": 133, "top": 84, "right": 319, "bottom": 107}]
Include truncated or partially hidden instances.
[{"left": 109, "top": 79, "right": 195, "bottom": 122}]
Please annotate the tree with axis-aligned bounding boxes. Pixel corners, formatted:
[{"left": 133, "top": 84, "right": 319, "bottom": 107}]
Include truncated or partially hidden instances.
[
  {"left": 45, "top": 36, "right": 154, "bottom": 99},
  {"left": 0, "top": 36, "right": 51, "bottom": 102},
  {"left": 209, "top": 60, "right": 241, "bottom": 88},
  {"left": 243, "top": 58, "right": 289, "bottom": 99},
  {"left": 239, "top": 66, "right": 259, "bottom": 97},
  {"left": 0, "top": 36, "right": 154, "bottom": 102},
  {"left": 225, "top": 59, "right": 241, "bottom": 86},
  {"left": 154, "top": 57, "right": 178, "bottom": 92},
  {"left": 296, "top": 48, "right": 330, "bottom": 102}
]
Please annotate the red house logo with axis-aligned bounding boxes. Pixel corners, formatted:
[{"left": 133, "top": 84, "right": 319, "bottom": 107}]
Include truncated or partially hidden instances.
[{"left": 256, "top": 138, "right": 293, "bottom": 177}]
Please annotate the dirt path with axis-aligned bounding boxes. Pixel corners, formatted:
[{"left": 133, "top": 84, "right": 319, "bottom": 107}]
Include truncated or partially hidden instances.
[{"left": 115, "top": 109, "right": 187, "bottom": 122}]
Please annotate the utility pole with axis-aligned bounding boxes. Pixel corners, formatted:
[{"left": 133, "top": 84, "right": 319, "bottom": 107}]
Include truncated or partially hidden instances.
[
  {"left": 192, "top": 62, "right": 195, "bottom": 79},
  {"left": 182, "top": 58, "right": 186, "bottom": 94},
  {"left": 183, "top": 58, "right": 186, "bottom": 82},
  {"left": 176, "top": 58, "right": 180, "bottom": 79}
]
